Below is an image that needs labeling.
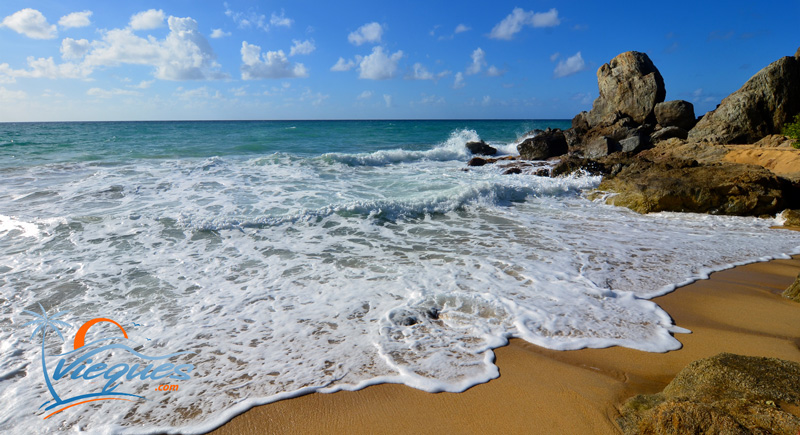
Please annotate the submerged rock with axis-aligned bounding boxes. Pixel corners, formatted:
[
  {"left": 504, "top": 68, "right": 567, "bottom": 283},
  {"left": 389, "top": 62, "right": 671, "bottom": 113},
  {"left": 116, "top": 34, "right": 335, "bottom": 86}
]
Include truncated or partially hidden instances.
[
  {"left": 618, "top": 353, "right": 800, "bottom": 434},
  {"left": 689, "top": 47, "right": 800, "bottom": 144},
  {"left": 466, "top": 140, "right": 497, "bottom": 156},
  {"left": 517, "top": 128, "right": 568, "bottom": 160}
]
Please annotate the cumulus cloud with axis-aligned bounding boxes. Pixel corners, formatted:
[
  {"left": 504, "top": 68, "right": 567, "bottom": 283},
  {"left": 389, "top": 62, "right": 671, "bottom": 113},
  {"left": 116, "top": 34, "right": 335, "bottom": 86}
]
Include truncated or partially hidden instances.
[
  {"left": 270, "top": 10, "right": 293, "bottom": 28},
  {"left": 454, "top": 24, "right": 471, "bottom": 34},
  {"left": 550, "top": 52, "right": 560, "bottom": 62},
  {"left": 60, "top": 38, "right": 91, "bottom": 60},
  {"left": 331, "top": 57, "right": 356, "bottom": 71},
  {"left": 289, "top": 39, "right": 315, "bottom": 56},
  {"left": 0, "top": 56, "right": 92, "bottom": 82},
  {"left": 553, "top": 51, "right": 586, "bottom": 78},
  {"left": 240, "top": 41, "right": 308, "bottom": 79},
  {"left": 210, "top": 28, "right": 231, "bottom": 38},
  {"left": 466, "top": 48, "right": 486, "bottom": 75},
  {"left": 453, "top": 72, "right": 465, "bottom": 89},
  {"left": 130, "top": 9, "right": 165, "bottom": 30},
  {"left": 490, "top": 8, "right": 560, "bottom": 40},
  {"left": 1, "top": 8, "right": 57, "bottom": 39},
  {"left": 84, "top": 16, "right": 226, "bottom": 81},
  {"left": 487, "top": 65, "right": 505, "bottom": 77},
  {"left": 410, "top": 63, "right": 433, "bottom": 80},
  {"left": 59, "top": 11, "right": 92, "bottom": 29},
  {"left": 357, "top": 90, "right": 373, "bottom": 99},
  {"left": 358, "top": 46, "right": 403, "bottom": 80},
  {"left": 224, "top": 4, "right": 267, "bottom": 31},
  {"left": 348, "top": 22, "right": 383, "bottom": 46}
]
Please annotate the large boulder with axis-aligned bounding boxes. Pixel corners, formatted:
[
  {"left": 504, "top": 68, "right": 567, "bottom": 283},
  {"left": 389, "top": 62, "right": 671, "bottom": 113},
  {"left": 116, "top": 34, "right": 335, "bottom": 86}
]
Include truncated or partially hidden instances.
[
  {"left": 618, "top": 353, "right": 800, "bottom": 434},
  {"left": 689, "top": 48, "right": 800, "bottom": 144},
  {"left": 654, "top": 100, "right": 696, "bottom": 130},
  {"left": 587, "top": 51, "right": 666, "bottom": 125},
  {"left": 597, "top": 157, "right": 800, "bottom": 216},
  {"left": 517, "top": 128, "right": 568, "bottom": 160},
  {"left": 465, "top": 140, "right": 497, "bottom": 156}
]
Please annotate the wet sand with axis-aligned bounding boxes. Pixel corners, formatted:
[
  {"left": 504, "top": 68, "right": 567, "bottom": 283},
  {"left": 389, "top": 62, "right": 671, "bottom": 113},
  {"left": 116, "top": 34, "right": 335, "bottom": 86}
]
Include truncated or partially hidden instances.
[{"left": 210, "top": 255, "right": 800, "bottom": 434}]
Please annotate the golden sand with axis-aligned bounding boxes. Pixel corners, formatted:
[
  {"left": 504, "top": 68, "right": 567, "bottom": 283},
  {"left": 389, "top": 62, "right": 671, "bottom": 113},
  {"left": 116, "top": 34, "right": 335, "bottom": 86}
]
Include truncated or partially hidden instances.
[{"left": 210, "top": 255, "right": 800, "bottom": 434}]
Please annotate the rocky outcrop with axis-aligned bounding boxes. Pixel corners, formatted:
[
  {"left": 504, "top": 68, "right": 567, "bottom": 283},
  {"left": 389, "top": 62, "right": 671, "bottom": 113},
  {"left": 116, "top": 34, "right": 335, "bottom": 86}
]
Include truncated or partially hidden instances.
[
  {"left": 567, "top": 51, "right": 665, "bottom": 158},
  {"left": 618, "top": 353, "right": 800, "bottom": 434},
  {"left": 595, "top": 157, "right": 800, "bottom": 216},
  {"left": 589, "top": 51, "right": 666, "bottom": 125},
  {"left": 654, "top": 100, "right": 696, "bottom": 130},
  {"left": 688, "top": 48, "right": 800, "bottom": 144},
  {"left": 650, "top": 126, "right": 688, "bottom": 143},
  {"left": 784, "top": 272, "right": 800, "bottom": 302},
  {"left": 517, "top": 128, "right": 568, "bottom": 160},
  {"left": 781, "top": 209, "right": 800, "bottom": 226},
  {"left": 465, "top": 140, "right": 497, "bottom": 156}
]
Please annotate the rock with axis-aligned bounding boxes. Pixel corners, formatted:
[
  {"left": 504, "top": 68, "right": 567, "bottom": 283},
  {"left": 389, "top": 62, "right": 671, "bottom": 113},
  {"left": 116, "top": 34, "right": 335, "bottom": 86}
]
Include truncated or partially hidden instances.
[
  {"left": 503, "top": 167, "right": 522, "bottom": 175},
  {"left": 654, "top": 100, "right": 696, "bottom": 130},
  {"left": 589, "top": 51, "right": 666, "bottom": 125},
  {"left": 619, "top": 135, "right": 648, "bottom": 153},
  {"left": 781, "top": 209, "right": 800, "bottom": 226},
  {"left": 517, "top": 128, "right": 568, "bottom": 160},
  {"left": 465, "top": 140, "right": 497, "bottom": 156},
  {"left": 650, "top": 126, "right": 689, "bottom": 143},
  {"left": 583, "top": 136, "right": 617, "bottom": 158},
  {"left": 689, "top": 48, "right": 800, "bottom": 143},
  {"left": 784, "top": 273, "right": 800, "bottom": 302},
  {"left": 618, "top": 353, "right": 800, "bottom": 434},
  {"left": 467, "top": 157, "right": 488, "bottom": 166},
  {"left": 597, "top": 158, "right": 800, "bottom": 216}
]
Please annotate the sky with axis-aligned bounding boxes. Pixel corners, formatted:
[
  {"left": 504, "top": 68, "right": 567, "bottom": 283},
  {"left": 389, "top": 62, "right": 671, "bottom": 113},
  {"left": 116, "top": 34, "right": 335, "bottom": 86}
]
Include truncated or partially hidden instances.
[{"left": 0, "top": 0, "right": 797, "bottom": 121}]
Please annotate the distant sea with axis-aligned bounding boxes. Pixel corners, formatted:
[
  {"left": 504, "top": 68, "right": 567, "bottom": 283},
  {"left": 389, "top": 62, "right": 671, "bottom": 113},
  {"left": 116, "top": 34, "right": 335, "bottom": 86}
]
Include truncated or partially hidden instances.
[{"left": 2, "top": 120, "right": 799, "bottom": 433}]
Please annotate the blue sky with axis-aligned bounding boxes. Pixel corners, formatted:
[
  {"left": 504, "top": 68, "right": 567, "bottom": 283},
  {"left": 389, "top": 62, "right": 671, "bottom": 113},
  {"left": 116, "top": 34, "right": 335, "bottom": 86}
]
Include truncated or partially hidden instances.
[{"left": 0, "top": 0, "right": 797, "bottom": 121}]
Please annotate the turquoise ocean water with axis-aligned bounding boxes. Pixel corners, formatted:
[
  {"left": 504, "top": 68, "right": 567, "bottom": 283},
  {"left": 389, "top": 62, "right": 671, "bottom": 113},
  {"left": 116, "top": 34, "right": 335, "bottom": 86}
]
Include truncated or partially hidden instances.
[{"left": 1, "top": 120, "right": 799, "bottom": 433}]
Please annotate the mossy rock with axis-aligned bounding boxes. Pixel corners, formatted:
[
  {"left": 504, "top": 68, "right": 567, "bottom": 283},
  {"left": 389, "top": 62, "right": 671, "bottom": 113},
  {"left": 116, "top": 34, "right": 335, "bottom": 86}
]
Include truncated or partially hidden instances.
[
  {"left": 784, "top": 273, "right": 800, "bottom": 302},
  {"left": 618, "top": 353, "right": 800, "bottom": 434}
]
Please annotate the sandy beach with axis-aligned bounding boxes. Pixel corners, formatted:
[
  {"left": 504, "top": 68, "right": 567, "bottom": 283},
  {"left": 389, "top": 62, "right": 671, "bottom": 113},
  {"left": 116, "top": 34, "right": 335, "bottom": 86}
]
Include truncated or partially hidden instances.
[{"left": 210, "top": 253, "right": 800, "bottom": 434}]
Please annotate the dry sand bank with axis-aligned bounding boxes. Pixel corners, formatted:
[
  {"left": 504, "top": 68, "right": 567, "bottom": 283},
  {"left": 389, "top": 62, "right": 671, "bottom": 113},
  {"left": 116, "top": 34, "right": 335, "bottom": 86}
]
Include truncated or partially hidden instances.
[{"left": 209, "top": 255, "right": 800, "bottom": 435}]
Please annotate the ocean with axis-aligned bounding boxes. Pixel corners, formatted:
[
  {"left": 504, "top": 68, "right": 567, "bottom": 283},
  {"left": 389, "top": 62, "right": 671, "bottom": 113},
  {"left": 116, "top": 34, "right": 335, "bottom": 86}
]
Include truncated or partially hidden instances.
[{"left": 1, "top": 120, "right": 799, "bottom": 433}]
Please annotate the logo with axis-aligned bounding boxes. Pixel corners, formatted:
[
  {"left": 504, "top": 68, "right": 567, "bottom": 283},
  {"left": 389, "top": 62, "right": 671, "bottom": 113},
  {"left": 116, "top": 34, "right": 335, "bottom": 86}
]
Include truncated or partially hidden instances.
[{"left": 23, "top": 303, "right": 195, "bottom": 420}]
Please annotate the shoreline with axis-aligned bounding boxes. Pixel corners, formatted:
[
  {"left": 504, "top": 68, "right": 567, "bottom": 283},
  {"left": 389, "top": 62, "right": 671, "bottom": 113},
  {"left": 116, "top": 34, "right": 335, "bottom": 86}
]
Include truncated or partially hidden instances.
[{"left": 207, "top": 253, "right": 800, "bottom": 434}]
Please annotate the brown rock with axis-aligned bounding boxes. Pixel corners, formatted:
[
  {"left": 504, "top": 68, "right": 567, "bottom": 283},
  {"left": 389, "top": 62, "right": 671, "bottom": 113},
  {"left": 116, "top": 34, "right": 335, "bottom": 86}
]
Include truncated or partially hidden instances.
[
  {"left": 589, "top": 51, "right": 666, "bottom": 125},
  {"left": 654, "top": 100, "right": 696, "bottom": 130},
  {"left": 689, "top": 48, "right": 800, "bottom": 144},
  {"left": 618, "top": 353, "right": 800, "bottom": 434},
  {"left": 465, "top": 140, "right": 497, "bottom": 156},
  {"left": 784, "top": 273, "right": 800, "bottom": 302},
  {"left": 517, "top": 129, "right": 568, "bottom": 160},
  {"left": 597, "top": 158, "right": 800, "bottom": 216},
  {"left": 781, "top": 209, "right": 800, "bottom": 226},
  {"left": 650, "top": 126, "right": 689, "bottom": 143}
]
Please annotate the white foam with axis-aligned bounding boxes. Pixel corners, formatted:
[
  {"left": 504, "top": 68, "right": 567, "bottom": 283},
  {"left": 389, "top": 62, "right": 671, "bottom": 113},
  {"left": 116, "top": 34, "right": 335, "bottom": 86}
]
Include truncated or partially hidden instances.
[{"left": 1, "top": 139, "right": 800, "bottom": 434}]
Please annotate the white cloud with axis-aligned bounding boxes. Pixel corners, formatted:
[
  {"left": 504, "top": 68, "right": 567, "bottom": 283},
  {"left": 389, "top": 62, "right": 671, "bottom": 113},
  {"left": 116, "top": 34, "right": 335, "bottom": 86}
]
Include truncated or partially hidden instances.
[
  {"left": 87, "top": 87, "right": 140, "bottom": 98},
  {"left": 224, "top": 4, "right": 267, "bottom": 31},
  {"left": 0, "top": 57, "right": 92, "bottom": 82},
  {"left": 331, "top": 57, "right": 356, "bottom": 72},
  {"left": 240, "top": 41, "right": 308, "bottom": 79},
  {"left": 299, "top": 88, "right": 329, "bottom": 106},
  {"left": 550, "top": 52, "right": 560, "bottom": 62},
  {"left": 357, "top": 90, "right": 373, "bottom": 99},
  {"left": 230, "top": 86, "right": 247, "bottom": 97},
  {"left": 173, "top": 86, "right": 222, "bottom": 100},
  {"left": 553, "top": 51, "right": 586, "bottom": 78},
  {"left": 0, "top": 86, "right": 27, "bottom": 100},
  {"left": 84, "top": 16, "right": 226, "bottom": 81},
  {"left": 454, "top": 24, "right": 471, "bottom": 34},
  {"left": 270, "top": 10, "right": 293, "bottom": 28},
  {"left": 130, "top": 9, "right": 165, "bottom": 30},
  {"left": 383, "top": 94, "right": 392, "bottom": 108},
  {"left": 482, "top": 95, "right": 491, "bottom": 106},
  {"left": 487, "top": 65, "right": 504, "bottom": 77},
  {"left": 290, "top": 39, "right": 315, "bottom": 56},
  {"left": 466, "top": 48, "right": 486, "bottom": 75},
  {"left": 1, "top": 8, "right": 57, "bottom": 39},
  {"left": 410, "top": 63, "right": 433, "bottom": 80},
  {"left": 453, "top": 72, "right": 465, "bottom": 89},
  {"left": 418, "top": 93, "right": 445, "bottom": 105},
  {"left": 60, "top": 38, "right": 90, "bottom": 60},
  {"left": 348, "top": 22, "right": 383, "bottom": 46},
  {"left": 133, "top": 80, "right": 154, "bottom": 89},
  {"left": 59, "top": 11, "right": 92, "bottom": 29},
  {"left": 358, "top": 46, "right": 403, "bottom": 80},
  {"left": 210, "top": 28, "right": 231, "bottom": 39},
  {"left": 489, "top": 8, "right": 560, "bottom": 40}
]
